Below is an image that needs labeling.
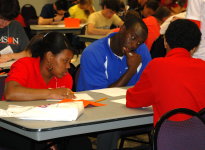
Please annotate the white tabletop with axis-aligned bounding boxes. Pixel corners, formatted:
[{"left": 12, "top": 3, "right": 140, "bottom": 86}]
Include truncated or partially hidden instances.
[
  {"left": 0, "top": 87, "right": 153, "bottom": 141},
  {"left": 30, "top": 24, "right": 84, "bottom": 34}
]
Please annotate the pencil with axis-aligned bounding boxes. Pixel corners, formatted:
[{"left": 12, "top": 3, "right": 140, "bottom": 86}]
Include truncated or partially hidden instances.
[{"left": 95, "top": 97, "right": 107, "bottom": 103}]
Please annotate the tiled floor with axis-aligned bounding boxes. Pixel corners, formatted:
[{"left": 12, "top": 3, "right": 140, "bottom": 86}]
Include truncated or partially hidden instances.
[{"left": 89, "top": 134, "right": 151, "bottom": 150}]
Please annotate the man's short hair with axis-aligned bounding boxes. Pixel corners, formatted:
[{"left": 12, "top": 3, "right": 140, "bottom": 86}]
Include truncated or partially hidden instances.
[
  {"left": 0, "top": 0, "right": 20, "bottom": 20},
  {"left": 145, "top": 0, "right": 159, "bottom": 11},
  {"left": 153, "top": 6, "right": 171, "bottom": 21},
  {"left": 55, "top": 0, "right": 69, "bottom": 11},
  {"left": 123, "top": 11, "right": 148, "bottom": 43},
  {"left": 101, "top": 0, "right": 122, "bottom": 12},
  {"left": 165, "top": 19, "right": 201, "bottom": 51}
]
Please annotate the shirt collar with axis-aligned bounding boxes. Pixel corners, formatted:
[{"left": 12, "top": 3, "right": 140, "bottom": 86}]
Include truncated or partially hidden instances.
[{"left": 166, "top": 48, "right": 192, "bottom": 58}]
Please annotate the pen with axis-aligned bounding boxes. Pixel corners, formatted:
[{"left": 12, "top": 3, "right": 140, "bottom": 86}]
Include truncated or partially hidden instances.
[{"left": 95, "top": 97, "right": 107, "bottom": 102}]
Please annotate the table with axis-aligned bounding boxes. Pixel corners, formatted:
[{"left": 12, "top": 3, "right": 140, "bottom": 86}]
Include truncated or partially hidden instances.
[
  {"left": 78, "top": 35, "right": 105, "bottom": 42},
  {"left": 30, "top": 25, "right": 83, "bottom": 35},
  {"left": 0, "top": 87, "right": 153, "bottom": 141}
]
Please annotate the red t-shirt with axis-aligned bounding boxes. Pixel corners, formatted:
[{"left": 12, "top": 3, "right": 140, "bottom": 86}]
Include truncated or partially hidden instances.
[
  {"left": 6, "top": 57, "right": 73, "bottom": 90},
  {"left": 143, "top": 16, "right": 160, "bottom": 50},
  {"left": 126, "top": 48, "right": 205, "bottom": 126}
]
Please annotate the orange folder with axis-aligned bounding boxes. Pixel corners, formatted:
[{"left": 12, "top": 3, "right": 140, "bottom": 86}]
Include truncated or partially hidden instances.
[
  {"left": 64, "top": 18, "right": 80, "bottom": 28},
  {"left": 58, "top": 99, "right": 106, "bottom": 107}
]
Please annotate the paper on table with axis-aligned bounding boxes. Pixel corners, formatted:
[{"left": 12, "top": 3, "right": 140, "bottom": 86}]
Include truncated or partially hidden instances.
[
  {"left": 111, "top": 98, "right": 126, "bottom": 104},
  {"left": 0, "top": 102, "right": 84, "bottom": 121},
  {"left": 90, "top": 88, "right": 127, "bottom": 97},
  {"left": 0, "top": 60, "right": 16, "bottom": 68},
  {"left": 74, "top": 93, "right": 94, "bottom": 100}
]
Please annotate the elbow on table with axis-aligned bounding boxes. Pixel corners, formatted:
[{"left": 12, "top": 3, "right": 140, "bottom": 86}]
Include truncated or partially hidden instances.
[{"left": 4, "top": 90, "right": 19, "bottom": 101}]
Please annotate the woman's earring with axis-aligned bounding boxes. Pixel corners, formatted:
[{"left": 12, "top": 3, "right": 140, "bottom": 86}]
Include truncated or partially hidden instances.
[{"left": 48, "top": 62, "right": 53, "bottom": 72}]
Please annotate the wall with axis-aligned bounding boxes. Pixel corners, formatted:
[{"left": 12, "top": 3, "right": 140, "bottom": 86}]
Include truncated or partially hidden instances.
[{"left": 18, "top": 0, "right": 101, "bottom": 16}]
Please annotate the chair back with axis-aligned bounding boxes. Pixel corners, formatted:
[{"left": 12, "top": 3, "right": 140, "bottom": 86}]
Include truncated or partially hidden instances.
[
  {"left": 21, "top": 4, "right": 38, "bottom": 26},
  {"left": 199, "top": 108, "right": 205, "bottom": 120},
  {"left": 153, "top": 108, "right": 205, "bottom": 150}
]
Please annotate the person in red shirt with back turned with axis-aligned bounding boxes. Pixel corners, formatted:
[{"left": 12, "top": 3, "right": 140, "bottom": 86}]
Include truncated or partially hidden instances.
[
  {"left": 4, "top": 32, "right": 75, "bottom": 101},
  {"left": 126, "top": 19, "right": 205, "bottom": 126}
]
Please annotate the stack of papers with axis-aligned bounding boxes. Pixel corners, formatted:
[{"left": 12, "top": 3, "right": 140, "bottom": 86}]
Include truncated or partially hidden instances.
[{"left": 0, "top": 101, "right": 84, "bottom": 121}]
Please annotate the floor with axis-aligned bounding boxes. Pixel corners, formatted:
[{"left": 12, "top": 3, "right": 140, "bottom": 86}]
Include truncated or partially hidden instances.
[{"left": 89, "top": 134, "right": 152, "bottom": 150}]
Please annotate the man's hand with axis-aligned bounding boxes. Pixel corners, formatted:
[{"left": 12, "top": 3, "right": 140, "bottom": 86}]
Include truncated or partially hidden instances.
[{"left": 126, "top": 51, "right": 142, "bottom": 72}]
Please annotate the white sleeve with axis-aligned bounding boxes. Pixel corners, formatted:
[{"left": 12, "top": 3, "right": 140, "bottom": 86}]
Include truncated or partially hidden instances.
[{"left": 186, "top": 0, "right": 202, "bottom": 21}]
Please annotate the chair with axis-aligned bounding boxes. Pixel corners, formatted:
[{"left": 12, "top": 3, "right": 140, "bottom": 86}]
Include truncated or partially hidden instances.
[
  {"left": 71, "top": 64, "right": 80, "bottom": 92},
  {"left": 21, "top": 4, "right": 38, "bottom": 26},
  {"left": 153, "top": 108, "right": 205, "bottom": 150},
  {"left": 199, "top": 108, "right": 205, "bottom": 119}
]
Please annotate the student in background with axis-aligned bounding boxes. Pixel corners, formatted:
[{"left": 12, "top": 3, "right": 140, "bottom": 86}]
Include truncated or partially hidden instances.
[
  {"left": 38, "top": 0, "right": 69, "bottom": 25},
  {"left": 141, "top": 0, "right": 160, "bottom": 18},
  {"left": 126, "top": 19, "right": 204, "bottom": 125},
  {"left": 69, "top": 0, "right": 94, "bottom": 23},
  {"left": 128, "top": 0, "right": 148, "bottom": 12},
  {"left": 0, "top": 34, "right": 43, "bottom": 63},
  {"left": 143, "top": 6, "right": 171, "bottom": 50},
  {"left": 0, "top": 0, "right": 29, "bottom": 55},
  {"left": 4, "top": 32, "right": 75, "bottom": 101},
  {"left": 186, "top": 0, "right": 205, "bottom": 60},
  {"left": 86, "top": 0, "right": 124, "bottom": 35}
]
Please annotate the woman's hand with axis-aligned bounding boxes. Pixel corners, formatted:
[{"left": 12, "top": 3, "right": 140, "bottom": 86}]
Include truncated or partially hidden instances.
[{"left": 49, "top": 88, "right": 75, "bottom": 100}]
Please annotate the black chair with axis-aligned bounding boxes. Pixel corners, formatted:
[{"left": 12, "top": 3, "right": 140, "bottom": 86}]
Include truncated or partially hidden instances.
[
  {"left": 153, "top": 108, "right": 205, "bottom": 150},
  {"left": 21, "top": 4, "right": 38, "bottom": 39},
  {"left": 70, "top": 64, "right": 80, "bottom": 92},
  {"left": 199, "top": 108, "right": 205, "bottom": 117}
]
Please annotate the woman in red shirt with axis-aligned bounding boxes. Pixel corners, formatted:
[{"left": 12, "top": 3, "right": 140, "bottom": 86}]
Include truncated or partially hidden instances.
[{"left": 4, "top": 32, "right": 75, "bottom": 101}]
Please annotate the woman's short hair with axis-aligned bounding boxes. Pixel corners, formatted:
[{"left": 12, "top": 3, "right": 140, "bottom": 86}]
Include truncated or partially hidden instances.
[
  {"left": 165, "top": 19, "right": 201, "bottom": 51},
  {"left": 0, "top": 0, "right": 20, "bottom": 20},
  {"left": 31, "top": 32, "right": 74, "bottom": 59}
]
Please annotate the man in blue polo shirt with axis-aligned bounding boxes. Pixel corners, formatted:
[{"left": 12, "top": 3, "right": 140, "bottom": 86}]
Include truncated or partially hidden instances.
[
  {"left": 77, "top": 12, "right": 151, "bottom": 150},
  {"left": 38, "top": 0, "right": 69, "bottom": 25},
  {"left": 77, "top": 15, "right": 151, "bottom": 92}
]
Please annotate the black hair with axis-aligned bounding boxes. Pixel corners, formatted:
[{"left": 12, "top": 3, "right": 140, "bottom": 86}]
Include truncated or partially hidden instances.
[
  {"left": 124, "top": 11, "right": 148, "bottom": 42},
  {"left": 0, "top": 0, "right": 20, "bottom": 20},
  {"left": 165, "top": 19, "right": 201, "bottom": 51},
  {"left": 79, "top": 0, "right": 92, "bottom": 5},
  {"left": 127, "top": 0, "right": 141, "bottom": 10},
  {"left": 55, "top": 0, "right": 69, "bottom": 11},
  {"left": 145, "top": 0, "right": 159, "bottom": 11},
  {"left": 101, "top": 0, "right": 122, "bottom": 12},
  {"left": 153, "top": 6, "right": 171, "bottom": 21},
  {"left": 31, "top": 32, "right": 74, "bottom": 59}
]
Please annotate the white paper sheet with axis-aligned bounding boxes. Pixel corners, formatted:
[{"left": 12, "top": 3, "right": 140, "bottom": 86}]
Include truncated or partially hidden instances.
[
  {"left": 74, "top": 93, "right": 94, "bottom": 100},
  {"left": 111, "top": 98, "right": 126, "bottom": 104},
  {"left": 0, "top": 60, "right": 16, "bottom": 68},
  {"left": 90, "top": 88, "right": 127, "bottom": 97}
]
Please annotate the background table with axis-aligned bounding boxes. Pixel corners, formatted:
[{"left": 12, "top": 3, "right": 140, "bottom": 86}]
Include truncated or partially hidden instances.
[
  {"left": 78, "top": 35, "right": 105, "bottom": 42},
  {"left": 30, "top": 25, "right": 83, "bottom": 35},
  {"left": 0, "top": 87, "right": 153, "bottom": 141}
]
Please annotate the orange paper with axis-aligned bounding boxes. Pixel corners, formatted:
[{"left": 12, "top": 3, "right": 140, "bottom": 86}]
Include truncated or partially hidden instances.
[
  {"left": 59, "top": 99, "right": 106, "bottom": 107},
  {"left": 64, "top": 18, "right": 80, "bottom": 27}
]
